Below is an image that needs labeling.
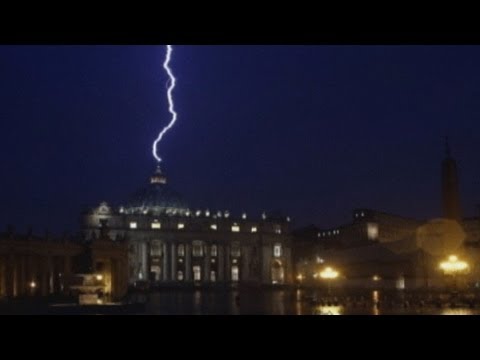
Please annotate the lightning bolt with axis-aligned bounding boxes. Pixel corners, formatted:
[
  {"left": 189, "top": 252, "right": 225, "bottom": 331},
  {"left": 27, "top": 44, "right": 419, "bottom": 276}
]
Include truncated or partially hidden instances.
[{"left": 152, "top": 45, "right": 177, "bottom": 163}]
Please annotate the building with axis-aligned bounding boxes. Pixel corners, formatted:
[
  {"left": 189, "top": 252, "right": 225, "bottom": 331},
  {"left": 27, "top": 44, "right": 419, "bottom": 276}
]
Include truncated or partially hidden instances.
[
  {"left": 0, "top": 225, "right": 128, "bottom": 300},
  {"left": 82, "top": 166, "right": 293, "bottom": 286},
  {"left": 293, "top": 141, "right": 480, "bottom": 290}
]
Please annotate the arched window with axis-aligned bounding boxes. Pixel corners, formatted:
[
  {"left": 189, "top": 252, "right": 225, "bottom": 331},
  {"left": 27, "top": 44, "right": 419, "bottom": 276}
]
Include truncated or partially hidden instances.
[
  {"left": 211, "top": 245, "right": 218, "bottom": 257},
  {"left": 177, "top": 244, "right": 185, "bottom": 257},
  {"left": 192, "top": 242, "right": 204, "bottom": 257},
  {"left": 150, "top": 241, "right": 162, "bottom": 257}
]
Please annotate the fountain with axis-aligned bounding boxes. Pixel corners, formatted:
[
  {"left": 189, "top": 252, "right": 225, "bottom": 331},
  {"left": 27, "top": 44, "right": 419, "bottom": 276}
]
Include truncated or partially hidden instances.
[{"left": 69, "top": 273, "right": 107, "bottom": 305}]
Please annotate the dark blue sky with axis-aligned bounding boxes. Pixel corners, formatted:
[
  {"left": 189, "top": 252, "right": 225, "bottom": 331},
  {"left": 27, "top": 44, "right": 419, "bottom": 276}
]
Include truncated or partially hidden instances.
[{"left": 1, "top": 45, "right": 480, "bottom": 234}]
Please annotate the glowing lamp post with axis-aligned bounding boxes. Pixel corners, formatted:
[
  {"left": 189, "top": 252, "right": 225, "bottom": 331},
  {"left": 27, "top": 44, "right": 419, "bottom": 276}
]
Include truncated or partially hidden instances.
[
  {"left": 29, "top": 280, "right": 37, "bottom": 296},
  {"left": 439, "top": 255, "right": 469, "bottom": 292},
  {"left": 319, "top": 267, "right": 339, "bottom": 295},
  {"left": 296, "top": 274, "right": 304, "bottom": 286}
]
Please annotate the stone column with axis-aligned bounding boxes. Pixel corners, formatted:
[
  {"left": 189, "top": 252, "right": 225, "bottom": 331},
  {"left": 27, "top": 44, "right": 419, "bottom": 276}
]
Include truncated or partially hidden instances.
[
  {"left": 0, "top": 257, "right": 5, "bottom": 297},
  {"left": 225, "top": 245, "right": 231, "bottom": 282},
  {"left": 40, "top": 257, "right": 48, "bottom": 296},
  {"left": 6, "top": 255, "right": 15, "bottom": 298},
  {"left": 47, "top": 256, "right": 54, "bottom": 294},
  {"left": 185, "top": 244, "right": 191, "bottom": 281},
  {"left": 13, "top": 255, "right": 18, "bottom": 297},
  {"left": 204, "top": 244, "right": 210, "bottom": 283},
  {"left": 64, "top": 256, "right": 72, "bottom": 294},
  {"left": 218, "top": 245, "right": 224, "bottom": 282},
  {"left": 140, "top": 241, "right": 148, "bottom": 280},
  {"left": 18, "top": 255, "right": 26, "bottom": 296},
  {"left": 171, "top": 244, "right": 176, "bottom": 282},
  {"left": 262, "top": 246, "right": 270, "bottom": 285},
  {"left": 111, "top": 259, "right": 117, "bottom": 300},
  {"left": 162, "top": 242, "right": 168, "bottom": 282},
  {"left": 146, "top": 242, "right": 151, "bottom": 282}
]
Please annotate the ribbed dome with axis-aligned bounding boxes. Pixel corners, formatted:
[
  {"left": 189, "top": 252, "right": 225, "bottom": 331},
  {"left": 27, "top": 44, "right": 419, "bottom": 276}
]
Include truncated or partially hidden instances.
[{"left": 124, "top": 166, "right": 189, "bottom": 216}]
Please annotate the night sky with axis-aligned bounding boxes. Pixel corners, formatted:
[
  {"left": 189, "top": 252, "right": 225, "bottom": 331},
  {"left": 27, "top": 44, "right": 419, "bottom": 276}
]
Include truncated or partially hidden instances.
[{"left": 1, "top": 45, "right": 480, "bottom": 235}]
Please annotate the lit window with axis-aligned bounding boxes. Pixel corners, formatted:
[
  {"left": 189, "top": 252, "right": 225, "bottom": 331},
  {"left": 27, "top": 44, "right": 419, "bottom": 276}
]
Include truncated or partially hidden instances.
[
  {"left": 231, "top": 266, "right": 239, "bottom": 282},
  {"left": 193, "top": 266, "right": 202, "bottom": 281},
  {"left": 129, "top": 222, "right": 137, "bottom": 230},
  {"left": 211, "top": 245, "right": 218, "bottom": 257},
  {"left": 317, "top": 233, "right": 321, "bottom": 238},
  {"left": 232, "top": 224, "right": 240, "bottom": 233},
  {"left": 251, "top": 226, "right": 258, "bottom": 233},
  {"left": 274, "top": 244, "right": 282, "bottom": 258},
  {"left": 210, "top": 224, "right": 218, "bottom": 231},
  {"left": 205, "top": 210, "right": 210, "bottom": 217},
  {"left": 242, "top": 213, "right": 247, "bottom": 220},
  {"left": 232, "top": 258, "right": 238, "bottom": 264},
  {"left": 151, "top": 222, "right": 161, "bottom": 230},
  {"left": 367, "top": 223, "right": 379, "bottom": 241},
  {"left": 274, "top": 225, "right": 282, "bottom": 235},
  {"left": 361, "top": 212, "right": 365, "bottom": 217},
  {"left": 196, "top": 210, "right": 201, "bottom": 217},
  {"left": 193, "top": 243, "right": 204, "bottom": 257},
  {"left": 178, "top": 223, "right": 185, "bottom": 230},
  {"left": 210, "top": 271, "right": 216, "bottom": 282},
  {"left": 177, "top": 271, "right": 184, "bottom": 281},
  {"left": 177, "top": 244, "right": 185, "bottom": 257},
  {"left": 224, "top": 211, "right": 230, "bottom": 219}
]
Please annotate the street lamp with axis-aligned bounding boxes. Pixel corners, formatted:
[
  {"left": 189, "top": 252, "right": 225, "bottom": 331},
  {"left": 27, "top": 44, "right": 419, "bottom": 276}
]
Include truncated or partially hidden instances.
[
  {"left": 296, "top": 274, "right": 304, "bottom": 284},
  {"left": 439, "top": 255, "right": 469, "bottom": 292},
  {"left": 319, "top": 267, "right": 339, "bottom": 296},
  {"left": 29, "top": 280, "right": 37, "bottom": 296}
]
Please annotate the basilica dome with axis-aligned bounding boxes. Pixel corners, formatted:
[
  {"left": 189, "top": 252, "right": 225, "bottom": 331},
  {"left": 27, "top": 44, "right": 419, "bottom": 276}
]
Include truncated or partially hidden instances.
[{"left": 124, "top": 166, "right": 189, "bottom": 216}]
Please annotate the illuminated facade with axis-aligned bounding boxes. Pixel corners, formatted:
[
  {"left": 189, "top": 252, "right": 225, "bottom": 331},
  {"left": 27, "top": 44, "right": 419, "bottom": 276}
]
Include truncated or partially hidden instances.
[{"left": 82, "top": 167, "right": 293, "bottom": 286}]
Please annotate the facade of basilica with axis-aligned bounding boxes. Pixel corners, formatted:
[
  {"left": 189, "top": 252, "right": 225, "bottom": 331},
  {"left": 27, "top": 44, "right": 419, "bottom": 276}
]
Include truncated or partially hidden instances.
[{"left": 82, "top": 167, "right": 293, "bottom": 287}]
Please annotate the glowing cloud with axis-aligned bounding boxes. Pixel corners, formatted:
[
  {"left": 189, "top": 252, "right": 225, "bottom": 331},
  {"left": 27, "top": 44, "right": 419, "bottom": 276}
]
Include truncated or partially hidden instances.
[{"left": 153, "top": 45, "right": 178, "bottom": 163}]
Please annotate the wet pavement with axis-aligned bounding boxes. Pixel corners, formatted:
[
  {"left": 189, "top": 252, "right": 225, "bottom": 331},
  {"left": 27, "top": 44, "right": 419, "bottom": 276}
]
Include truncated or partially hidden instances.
[{"left": 143, "top": 288, "right": 480, "bottom": 315}]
